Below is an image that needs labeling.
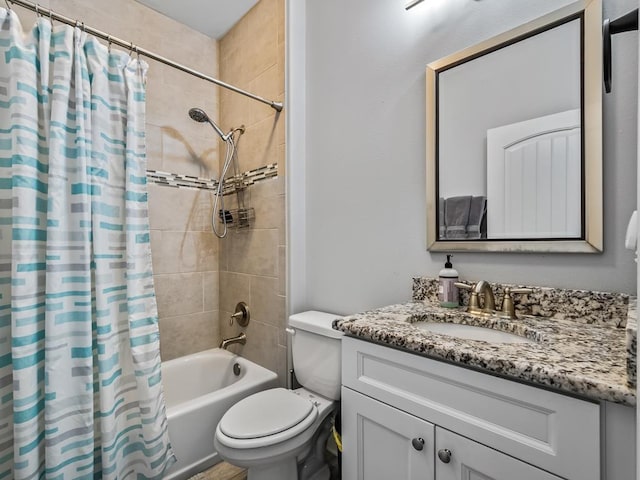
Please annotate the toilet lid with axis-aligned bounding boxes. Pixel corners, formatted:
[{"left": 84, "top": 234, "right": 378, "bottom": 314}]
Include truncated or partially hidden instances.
[{"left": 219, "top": 388, "right": 316, "bottom": 440}]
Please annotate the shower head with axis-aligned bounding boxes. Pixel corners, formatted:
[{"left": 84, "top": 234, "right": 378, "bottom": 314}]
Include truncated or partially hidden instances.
[
  {"left": 188, "top": 107, "right": 209, "bottom": 123},
  {"left": 188, "top": 107, "right": 229, "bottom": 141}
]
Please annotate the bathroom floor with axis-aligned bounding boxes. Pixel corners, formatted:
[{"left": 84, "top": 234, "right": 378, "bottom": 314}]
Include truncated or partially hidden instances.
[
  {"left": 189, "top": 462, "right": 247, "bottom": 480},
  {"left": 189, "top": 460, "right": 341, "bottom": 480}
]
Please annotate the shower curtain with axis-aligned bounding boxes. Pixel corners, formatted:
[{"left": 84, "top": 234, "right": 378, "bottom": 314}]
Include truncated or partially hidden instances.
[{"left": 0, "top": 9, "right": 175, "bottom": 479}]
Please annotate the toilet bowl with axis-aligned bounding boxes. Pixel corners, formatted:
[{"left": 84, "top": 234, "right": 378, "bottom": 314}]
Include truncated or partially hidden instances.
[
  {"left": 214, "top": 311, "right": 343, "bottom": 480},
  {"left": 214, "top": 388, "right": 334, "bottom": 480}
]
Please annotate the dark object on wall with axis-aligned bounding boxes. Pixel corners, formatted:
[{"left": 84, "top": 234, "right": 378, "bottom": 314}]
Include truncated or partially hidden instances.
[
  {"left": 219, "top": 209, "right": 233, "bottom": 223},
  {"left": 603, "top": 8, "right": 638, "bottom": 93}
]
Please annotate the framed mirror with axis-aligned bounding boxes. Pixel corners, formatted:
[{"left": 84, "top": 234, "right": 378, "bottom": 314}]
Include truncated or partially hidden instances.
[{"left": 426, "top": 0, "right": 602, "bottom": 253}]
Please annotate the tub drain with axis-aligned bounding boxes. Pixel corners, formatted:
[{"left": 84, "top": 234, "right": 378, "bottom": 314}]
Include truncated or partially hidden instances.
[{"left": 233, "top": 363, "right": 241, "bottom": 376}]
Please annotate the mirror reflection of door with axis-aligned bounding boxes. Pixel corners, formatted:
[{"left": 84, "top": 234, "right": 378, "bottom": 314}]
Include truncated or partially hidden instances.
[{"left": 486, "top": 109, "right": 582, "bottom": 239}]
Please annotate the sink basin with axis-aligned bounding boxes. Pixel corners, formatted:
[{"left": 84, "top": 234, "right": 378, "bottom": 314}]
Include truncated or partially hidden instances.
[{"left": 415, "top": 322, "right": 535, "bottom": 344}]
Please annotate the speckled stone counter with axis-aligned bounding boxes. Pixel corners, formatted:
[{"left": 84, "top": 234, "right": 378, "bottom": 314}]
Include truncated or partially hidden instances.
[
  {"left": 334, "top": 297, "right": 636, "bottom": 406},
  {"left": 627, "top": 298, "right": 637, "bottom": 389}
]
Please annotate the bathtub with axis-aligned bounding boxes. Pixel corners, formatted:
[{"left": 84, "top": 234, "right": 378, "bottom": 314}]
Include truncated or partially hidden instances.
[{"left": 162, "top": 348, "right": 278, "bottom": 480}]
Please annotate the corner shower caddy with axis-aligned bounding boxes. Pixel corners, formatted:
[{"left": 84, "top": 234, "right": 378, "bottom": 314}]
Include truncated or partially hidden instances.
[
  {"left": 145, "top": 163, "right": 278, "bottom": 231},
  {"left": 218, "top": 174, "right": 255, "bottom": 231}
]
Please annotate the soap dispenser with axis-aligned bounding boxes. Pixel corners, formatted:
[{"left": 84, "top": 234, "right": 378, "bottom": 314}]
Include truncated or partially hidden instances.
[{"left": 438, "top": 255, "right": 459, "bottom": 308}]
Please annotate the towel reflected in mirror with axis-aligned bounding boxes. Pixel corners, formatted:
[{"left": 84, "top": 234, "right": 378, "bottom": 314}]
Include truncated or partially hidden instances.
[{"left": 439, "top": 196, "right": 487, "bottom": 240}]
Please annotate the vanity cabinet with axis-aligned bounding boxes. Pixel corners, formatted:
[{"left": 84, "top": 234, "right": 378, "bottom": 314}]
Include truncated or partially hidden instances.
[
  {"left": 343, "top": 387, "right": 562, "bottom": 480},
  {"left": 341, "top": 337, "right": 603, "bottom": 480}
]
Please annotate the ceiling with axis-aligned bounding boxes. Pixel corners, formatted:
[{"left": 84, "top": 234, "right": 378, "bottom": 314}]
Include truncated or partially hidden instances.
[{"left": 135, "top": 0, "right": 259, "bottom": 39}]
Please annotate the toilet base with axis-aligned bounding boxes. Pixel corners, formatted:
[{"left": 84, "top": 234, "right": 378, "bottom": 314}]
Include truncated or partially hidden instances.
[
  {"left": 243, "top": 453, "right": 330, "bottom": 480},
  {"left": 298, "top": 414, "right": 332, "bottom": 480},
  {"left": 304, "top": 465, "right": 330, "bottom": 480},
  {"left": 246, "top": 459, "right": 297, "bottom": 480},
  {"left": 243, "top": 419, "right": 332, "bottom": 480}
]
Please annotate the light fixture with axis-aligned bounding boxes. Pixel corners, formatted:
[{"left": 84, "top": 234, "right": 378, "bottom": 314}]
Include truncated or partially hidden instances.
[{"left": 405, "top": 0, "right": 425, "bottom": 10}]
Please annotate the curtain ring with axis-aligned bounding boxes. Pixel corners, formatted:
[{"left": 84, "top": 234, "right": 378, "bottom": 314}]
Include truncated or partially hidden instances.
[
  {"left": 107, "top": 35, "right": 112, "bottom": 53},
  {"left": 129, "top": 42, "right": 134, "bottom": 55},
  {"left": 75, "top": 19, "right": 80, "bottom": 29},
  {"left": 34, "top": 4, "right": 40, "bottom": 16},
  {"left": 48, "top": 7, "right": 53, "bottom": 24},
  {"left": 82, "top": 22, "right": 86, "bottom": 33}
]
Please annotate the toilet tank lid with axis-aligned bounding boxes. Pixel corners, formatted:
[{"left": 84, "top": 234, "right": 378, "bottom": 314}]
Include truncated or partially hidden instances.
[{"left": 289, "top": 311, "right": 344, "bottom": 339}]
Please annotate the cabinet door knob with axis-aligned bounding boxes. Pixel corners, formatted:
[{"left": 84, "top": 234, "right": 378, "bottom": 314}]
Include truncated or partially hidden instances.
[
  {"left": 411, "top": 437, "right": 425, "bottom": 451},
  {"left": 437, "top": 448, "right": 452, "bottom": 463}
]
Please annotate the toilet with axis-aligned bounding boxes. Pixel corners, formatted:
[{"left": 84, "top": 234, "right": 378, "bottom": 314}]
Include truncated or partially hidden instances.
[{"left": 214, "top": 311, "right": 343, "bottom": 480}]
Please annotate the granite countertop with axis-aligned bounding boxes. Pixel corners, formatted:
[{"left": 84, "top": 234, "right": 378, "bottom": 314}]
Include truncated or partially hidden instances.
[{"left": 334, "top": 302, "right": 636, "bottom": 406}]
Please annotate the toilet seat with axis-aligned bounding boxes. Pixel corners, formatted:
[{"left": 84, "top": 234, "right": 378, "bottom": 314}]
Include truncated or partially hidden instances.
[{"left": 217, "top": 388, "right": 319, "bottom": 449}]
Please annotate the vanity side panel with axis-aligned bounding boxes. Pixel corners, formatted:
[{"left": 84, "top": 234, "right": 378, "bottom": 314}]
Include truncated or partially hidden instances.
[
  {"left": 342, "top": 337, "right": 600, "bottom": 480},
  {"left": 601, "top": 401, "right": 636, "bottom": 480}
]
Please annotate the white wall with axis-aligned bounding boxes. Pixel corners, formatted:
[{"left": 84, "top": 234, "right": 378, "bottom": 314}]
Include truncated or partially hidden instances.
[{"left": 289, "top": 0, "right": 638, "bottom": 316}]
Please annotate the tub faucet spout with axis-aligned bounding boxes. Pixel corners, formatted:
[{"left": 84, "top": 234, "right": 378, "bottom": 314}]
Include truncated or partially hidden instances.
[{"left": 220, "top": 332, "right": 247, "bottom": 350}]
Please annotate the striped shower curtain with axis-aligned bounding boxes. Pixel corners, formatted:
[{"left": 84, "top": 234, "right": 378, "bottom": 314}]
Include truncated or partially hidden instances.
[{"left": 0, "top": 9, "right": 175, "bottom": 479}]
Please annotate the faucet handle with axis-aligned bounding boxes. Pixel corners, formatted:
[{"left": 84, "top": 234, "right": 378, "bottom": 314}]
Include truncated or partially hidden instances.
[
  {"left": 454, "top": 282, "right": 473, "bottom": 291},
  {"left": 508, "top": 287, "right": 533, "bottom": 295},
  {"left": 501, "top": 287, "right": 532, "bottom": 319},
  {"left": 230, "top": 302, "right": 250, "bottom": 326}
]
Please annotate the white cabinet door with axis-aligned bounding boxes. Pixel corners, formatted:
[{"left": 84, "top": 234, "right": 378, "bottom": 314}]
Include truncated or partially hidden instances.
[
  {"left": 435, "top": 428, "right": 562, "bottom": 480},
  {"left": 342, "top": 387, "right": 435, "bottom": 480},
  {"left": 342, "top": 336, "right": 600, "bottom": 480}
]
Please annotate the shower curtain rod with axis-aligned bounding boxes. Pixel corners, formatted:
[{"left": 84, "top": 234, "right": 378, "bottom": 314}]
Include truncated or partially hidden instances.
[{"left": 4, "top": 0, "right": 284, "bottom": 112}]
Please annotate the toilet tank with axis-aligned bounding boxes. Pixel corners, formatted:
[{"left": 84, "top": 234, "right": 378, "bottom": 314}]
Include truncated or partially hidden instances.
[{"left": 289, "top": 311, "right": 343, "bottom": 400}]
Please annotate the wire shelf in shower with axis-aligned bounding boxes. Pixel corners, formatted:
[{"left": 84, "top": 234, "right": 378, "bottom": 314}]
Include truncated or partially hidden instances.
[{"left": 218, "top": 207, "right": 255, "bottom": 230}]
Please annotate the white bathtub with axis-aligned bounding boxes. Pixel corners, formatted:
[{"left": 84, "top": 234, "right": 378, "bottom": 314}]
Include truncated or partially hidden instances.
[{"left": 162, "top": 348, "right": 278, "bottom": 480}]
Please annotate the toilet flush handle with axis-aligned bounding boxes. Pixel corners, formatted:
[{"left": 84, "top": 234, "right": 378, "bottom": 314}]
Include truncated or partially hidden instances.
[{"left": 285, "top": 327, "right": 296, "bottom": 336}]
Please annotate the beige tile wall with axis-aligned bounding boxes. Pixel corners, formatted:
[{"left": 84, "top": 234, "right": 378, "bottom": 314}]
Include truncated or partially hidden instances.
[
  {"left": 15, "top": 0, "right": 285, "bottom": 366},
  {"left": 218, "top": 0, "right": 287, "bottom": 384},
  {"left": 18, "top": 0, "right": 223, "bottom": 360}
]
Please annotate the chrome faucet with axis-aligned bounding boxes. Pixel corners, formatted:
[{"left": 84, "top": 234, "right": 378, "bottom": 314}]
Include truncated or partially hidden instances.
[{"left": 220, "top": 332, "right": 247, "bottom": 350}]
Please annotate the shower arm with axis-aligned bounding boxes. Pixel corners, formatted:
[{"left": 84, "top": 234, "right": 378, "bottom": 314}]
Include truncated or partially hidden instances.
[
  {"left": 188, "top": 108, "right": 231, "bottom": 142},
  {"left": 207, "top": 119, "right": 230, "bottom": 142}
]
